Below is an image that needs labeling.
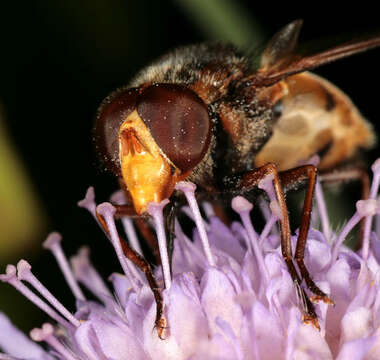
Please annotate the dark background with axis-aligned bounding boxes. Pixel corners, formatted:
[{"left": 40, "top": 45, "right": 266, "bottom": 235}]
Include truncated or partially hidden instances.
[{"left": 1, "top": 0, "right": 379, "bottom": 330}]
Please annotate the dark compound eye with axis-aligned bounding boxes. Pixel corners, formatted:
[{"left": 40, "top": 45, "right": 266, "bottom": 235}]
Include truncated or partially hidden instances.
[
  {"left": 137, "top": 84, "right": 211, "bottom": 173},
  {"left": 95, "top": 88, "right": 139, "bottom": 175}
]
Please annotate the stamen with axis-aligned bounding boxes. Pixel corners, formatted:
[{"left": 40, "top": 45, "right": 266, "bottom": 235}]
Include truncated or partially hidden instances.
[
  {"left": 121, "top": 218, "right": 143, "bottom": 256},
  {"left": 43, "top": 232, "right": 85, "bottom": 301},
  {"left": 259, "top": 197, "right": 272, "bottom": 222},
  {"left": 175, "top": 182, "right": 216, "bottom": 267},
  {"left": 332, "top": 199, "right": 379, "bottom": 261},
  {"left": 259, "top": 213, "right": 278, "bottom": 246},
  {"left": 70, "top": 247, "right": 113, "bottom": 300},
  {"left": 110, "top": 190, "right": 143, "bottom": 255},
  {"left": 16, "top": 260, "right": 80, "bottom": 327},
  {"left": 82, "top": 189, "right": 143, "bottom": 285},
  {"left": 258, "top": 174, "right": 276, "bottom": 202},
  {"left": 147, "top": 199, "right": 172, "bottom": 289},
  {"left": 0, "top": 265, "right": 71, "bottom": 328},
  {"left": 96, "top": 203, "right": 140, "bottom": 292},
  {"left": 202, "top": 202, "right": 215, "bottom": 219},
  {"left": 259, "top": 175, "right": 284, "bottom": 222},
  {"left": 315, "top": 181, "right": 330, "bottom": 242},
  {"left": 30, "top": 323, "right": 78, "bottom": 360},
  {"left": 362, "top": 158, "right": 380, "bottom": 260},
  {"left": 77, "top": 187, "right": 97, "bottom": 218},
  {"left": 181, "top": 206, "right": 210, "bottom": 231},
  {"left": 231, "top": 196, "right": 269, "bottom": 283}
]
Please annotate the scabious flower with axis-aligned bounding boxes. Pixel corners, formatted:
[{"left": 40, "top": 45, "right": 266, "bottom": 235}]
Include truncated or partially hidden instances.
[{"left": 1, "top": 158, "right": 380, "bottom": 360}]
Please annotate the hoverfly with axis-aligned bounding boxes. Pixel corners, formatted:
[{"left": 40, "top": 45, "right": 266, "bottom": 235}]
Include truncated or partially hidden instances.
[{"left": 94, "top": 20, "right": 380, "bottom": 337}]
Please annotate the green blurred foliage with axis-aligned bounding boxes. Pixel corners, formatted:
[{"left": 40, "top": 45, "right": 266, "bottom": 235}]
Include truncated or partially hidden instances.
[{"left": 0, "top": 109, "right": 46, "bottom": 261}]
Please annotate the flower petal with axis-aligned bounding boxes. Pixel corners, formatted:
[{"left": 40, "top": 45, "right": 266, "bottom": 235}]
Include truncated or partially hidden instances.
[
  {"left": 207, "top": 217, "right": 245, "bottom": 262},
  {"left": 251, "top": 301, "right": 283, "bottom": 360},
  {"left": 167, "top": 275, "right": 208, "bottom": 358},
  {"left": 91, "top": 318, "right": 149, "bottom": 360},
  {"left": 336, "top": 337, "right": 375, "bottom": 360},
  {"left": 0, "top": 313, "right": 52, "bottom": 360},
  {"left": 341, "top": 307, "right": 372, "bottom": 343},
  {"left": 201, "top": 268, "right": 243, "bottom": 337},
  {"left": 294, "top": 323, "right": 333, "bottom": 360}
]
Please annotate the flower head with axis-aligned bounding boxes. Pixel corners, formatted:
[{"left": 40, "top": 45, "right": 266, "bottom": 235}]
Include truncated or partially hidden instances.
[{"left": 1, "top": 159, "right": 380, "bottom": 360}]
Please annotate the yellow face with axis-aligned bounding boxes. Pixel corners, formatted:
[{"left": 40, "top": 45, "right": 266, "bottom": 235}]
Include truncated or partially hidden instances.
[{"left": 119, "top": 110, "right": 180, "bottom": 215}]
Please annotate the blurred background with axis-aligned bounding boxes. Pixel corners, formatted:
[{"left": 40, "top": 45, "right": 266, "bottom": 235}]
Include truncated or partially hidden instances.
[{"left": 0, "top": 0, "right": 379, "bottom": 331}]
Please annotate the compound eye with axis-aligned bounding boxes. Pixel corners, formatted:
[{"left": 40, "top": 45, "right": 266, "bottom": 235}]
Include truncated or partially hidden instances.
[
  {"left": 137, "top": 84, "right": 211, "bottom": 173},
  {"left": 95, "top": 88, "right": 139, "bottom": 175}
]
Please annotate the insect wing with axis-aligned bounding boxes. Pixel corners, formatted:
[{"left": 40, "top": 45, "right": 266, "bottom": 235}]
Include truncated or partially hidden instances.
[{"left": 248, "top": 20, "right": 380, "bottom": 87}]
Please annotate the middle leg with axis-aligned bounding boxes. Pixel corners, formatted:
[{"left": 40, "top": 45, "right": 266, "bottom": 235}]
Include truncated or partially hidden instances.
[
  {"left": 236, "top": 163, "right": 320, "bottom": 326},
  {"left": 279, "top": 165, "right": 333, "bottom": 304}
]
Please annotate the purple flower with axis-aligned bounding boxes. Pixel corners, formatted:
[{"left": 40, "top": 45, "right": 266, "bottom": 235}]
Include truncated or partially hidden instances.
[{"left": 1, "top": 158, "right": 380, "bottom": 360}]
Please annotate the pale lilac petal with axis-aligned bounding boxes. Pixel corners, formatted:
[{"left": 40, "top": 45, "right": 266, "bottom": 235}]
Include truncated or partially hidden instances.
[
  {"left": 341, "top": 307, "right": 373, "bottom": 343},
  {"left": 366, "top": 329, "right": 380, "bottom": 360},
  {"left": 251, "top": 301, "right": 283, "bottom": 360},
  {"left": 172, "top": 272, "right": 201, "bottom": 306},
  {"left": 336, "top": 337, "right": 375, "bottom": 360},
  {"left": 201, "top": 268, "right": 243, "bottom": 337},
  {"left": 293, "top": 323, "right": 333, "bottom": 360},
  {"left": 207, "top": 217, "right": 245, "bottom": 262},
  {"left": 190, "top": 333, "right": 240, "bottom": 360},
  {"left": 142, "top": 301, "right": 183, "bottom": 360},
  {"left": 264, "top": 251, "right": 284, "bottom": 278},
  {"left": 366, "top": 252, "right": 380, "bottom": 279},
  {"left": 326, "top": 258, "right": 351, "bottom": 300},
  {"left": 91, "top": 319, "right": 149, "bottom": 360},
  {"left": 0, "top": 353, "right": 21, "bottom": 360},
  {"left": 241, "top": 252, "right": 259, "bottom": 294},
  {"left": 305, "top": 239, "right": 331, "bottom": 274},
  {"left": 124, "top": 293, "right": 145, "bottom": 340},
  {"left": 0, "top": 313, "right": 52, "bottom": 360},
  {"left": 74, "top": 322, "right": 103, "bottom": 360},
  {"left": 286, "top": 307, "right": 301, "bottom": 360},
  {"left": 167, "top": 276, "right": 208, "bottom": 358},
  {"left": 215, "top": 317, "right": 244, "bottom": 360},
  {"left": 108, "top": 273, "right": 132, "bottom": 308}
]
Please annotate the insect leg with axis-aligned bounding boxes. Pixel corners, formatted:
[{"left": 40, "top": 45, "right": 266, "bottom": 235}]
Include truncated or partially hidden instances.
[
  {"left": 96, "top": 210, "right": 166, "bottom": 339},
  {"left": 279, "top": 165, "right": 333, "bottom": 304},
  {"left": 237, "top": 163, "right": 319, "bottom": 327},
  {"left": 112, "top": 203, "right": 161, "bottom": 262},
  {"left": 164, "top": 203, "right": 177, "bottom": 275}
]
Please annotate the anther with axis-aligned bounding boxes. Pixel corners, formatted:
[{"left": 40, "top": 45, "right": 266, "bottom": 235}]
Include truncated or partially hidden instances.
[
  {"left": 77, "top": 187, "right": 97, "bottom": 218},
  {"left": 30, "top": 323, "right": 77, "bottom": 360},
  {"left": 258, "top": 174, "right": 276, "bottom": 202},
  {"left": 0, "top": 265, "right": 71, "bottom": 328},
  {"left": 16, "top": 260, "right": 81, "bottom": 327}
]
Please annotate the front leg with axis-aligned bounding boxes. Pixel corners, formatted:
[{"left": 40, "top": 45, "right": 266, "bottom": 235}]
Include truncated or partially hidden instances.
[
  {"left": 234, "top": 163, "right": 319, "bottom": 327},
  {"left": 96, "top": 209, "right": 166, "bottom": 339}
]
